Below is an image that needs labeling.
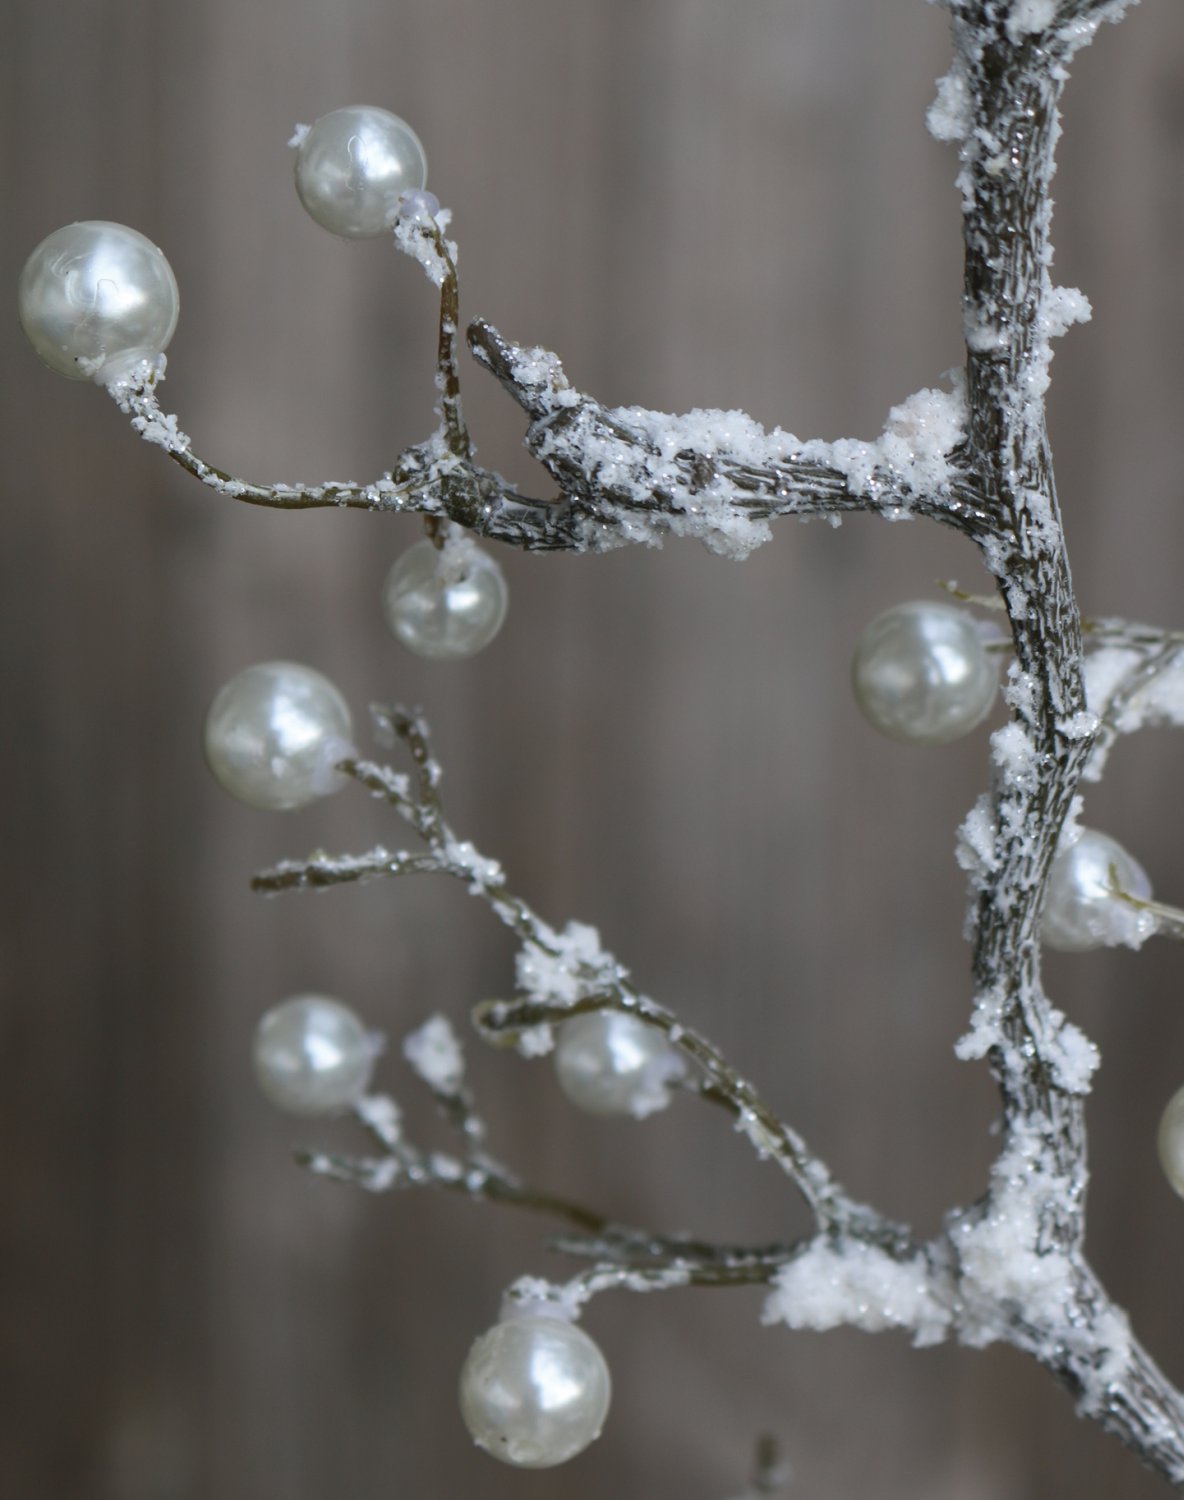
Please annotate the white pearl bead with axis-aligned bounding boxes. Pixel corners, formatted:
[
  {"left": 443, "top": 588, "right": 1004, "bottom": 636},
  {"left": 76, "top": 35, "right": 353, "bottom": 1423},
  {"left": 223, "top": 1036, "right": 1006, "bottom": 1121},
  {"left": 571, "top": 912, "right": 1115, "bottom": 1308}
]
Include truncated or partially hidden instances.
[
  {"left": 851, "top": 601, "right": 997, "bottom": 744},
  {"left": 203, "top": 661, "right": 354, "bottom": 811},
  {"left": 555, "top": 1012, "right": 678, "bottom": 1117},
  {"left": 1042, "top": 828, "right": 1153, "bottom": 952},
  {"left": 253, "top": 994, "right": 376, "bottom": 1115},
  {"left": 1158, "top": 1086, "right": 1184, "bottom": 1198},
  {"left": 294, "top": 105, "right": 428, "bottom": 238},
  {"left": 381, "top": 539, "right": 508, "bottom": 660},
  {"left": 459, "top": 1316, "right": 611, "bottom": 1468},
  {"left": 18, "top": 221, "right": 179, "bottom": 382}
]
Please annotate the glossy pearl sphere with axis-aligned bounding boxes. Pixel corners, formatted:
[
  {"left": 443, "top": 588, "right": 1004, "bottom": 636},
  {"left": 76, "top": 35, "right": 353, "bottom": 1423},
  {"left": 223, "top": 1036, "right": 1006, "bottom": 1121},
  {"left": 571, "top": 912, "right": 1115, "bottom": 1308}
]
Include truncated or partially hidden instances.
[
  {"left": 253, "top": 995, "right": 376, "bottom": 1115},
  {"left": 1042, "top": 828, "right": 1153, "bottom": 952},
  {"left": 18, "top": 220, "right": 179, "bottom": 381},
  {"left": 459, "top": 1316, "right": 611, "bottom": 1468},
  {"left": 203, "top": 661, "right": 354, "bottom": 811},
  {"left": 555, "top": 1012, "right": 674, "bottom": 1117},
  {"left": 295, "top": 105, "right": 428, "bottom": 238},
  {"left": 1158, "top": 1086, "right": 1184, "bottom": 1198},
  {"left": 381, "top": 540, "right": 508, "bottom": 660},
  {"left": 851, "top": 601, "right": 997, "bottom": 744}
]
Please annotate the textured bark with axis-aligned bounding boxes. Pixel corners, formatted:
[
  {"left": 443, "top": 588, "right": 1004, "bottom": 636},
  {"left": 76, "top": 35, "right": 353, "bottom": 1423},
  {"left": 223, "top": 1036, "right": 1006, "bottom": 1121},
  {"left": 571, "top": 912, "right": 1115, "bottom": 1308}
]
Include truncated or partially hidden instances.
[{"left": 10, "top": 1, "right": 1184, "bottom": 1496}]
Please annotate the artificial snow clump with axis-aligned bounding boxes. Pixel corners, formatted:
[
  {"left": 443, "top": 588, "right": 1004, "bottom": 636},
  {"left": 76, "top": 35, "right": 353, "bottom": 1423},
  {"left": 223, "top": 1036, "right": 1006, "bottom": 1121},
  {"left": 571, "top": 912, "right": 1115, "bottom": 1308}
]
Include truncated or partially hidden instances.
[
  {"left": 1050, "top": 1019, "right": 1101, "bottom": 1095},
  {"left": 394, "top": 203, "right": 456, "bottom": 286},
  {"left": 502, "top": 1275, "right": 588, "bottom": 1322},
  {"left": 955, "top": 981, "right": 1008, "bottom": 1063},
  {"left": 801, "top": 381, "right": 965, "bottom": 506},
  {"left": 508, "top": 923, "right": 617, "bottom": 1059},
  {"left": 515, "top": 922, "right": 613, "bottom": 1008},
  {"left": 926, "top": 64, "right": 971, "bottom": 143},
  {"left": 403, "top": 1014, "right": 465, "bottom": 1093},
  {"left": 761, "top": 1239, "right": 950, "bottom": 1348},
  {"left": 875, "top": 384, "right": 966, "bottom": 495},
  {"left": 955, "top": 793, "right": 1000, "bottom": 887},
  {"left": 1006, "top": 0, "right": 1059, "bottom": 41},
  {"left": 952, "top": 1176, "right": 1076, "bottom": 1340},
  {"left": 1039, "top": 285, "right": 1092, "bottom": 340},
  {"left": 990, "top": 722, "right": 1039, "bottom": 794}
]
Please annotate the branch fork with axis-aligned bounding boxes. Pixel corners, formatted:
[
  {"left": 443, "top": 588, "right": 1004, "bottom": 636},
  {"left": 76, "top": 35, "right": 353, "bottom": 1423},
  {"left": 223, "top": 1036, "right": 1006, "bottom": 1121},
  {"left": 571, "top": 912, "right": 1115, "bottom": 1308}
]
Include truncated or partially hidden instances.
[{"left": 99, "top": 0, "right": 1184, "bottom": 1483}]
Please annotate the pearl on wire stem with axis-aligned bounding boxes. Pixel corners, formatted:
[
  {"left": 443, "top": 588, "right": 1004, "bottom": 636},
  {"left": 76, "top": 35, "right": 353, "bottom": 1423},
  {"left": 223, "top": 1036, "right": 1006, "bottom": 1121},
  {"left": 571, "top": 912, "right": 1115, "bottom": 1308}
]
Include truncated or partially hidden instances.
[
  {"left": 253, "top": 995, "right": 378, "bottom": 1116},
  {"left": 851, "top": 600, "right": 997, "bottom": 744},
  {"left": 18, "top": 221, "right": 179, "bottom": 383},
  {"left": 381, "top": 538, "right": 508, "bottom": 660},
  {"left": 1042, "top": 827, "right": 1154, "bottom": 952},
  {"left": 294, "top": 105, "right": 428, "bottom": 238},
  {"left": 459, "top": 1314, "right": 611, "bottom": 1468},
  {"left": 203, "top": 661, "right": 354, "bottom": 811},
  {"left": 555, "top": 1011, "right": 681, "bottom": 1117}
]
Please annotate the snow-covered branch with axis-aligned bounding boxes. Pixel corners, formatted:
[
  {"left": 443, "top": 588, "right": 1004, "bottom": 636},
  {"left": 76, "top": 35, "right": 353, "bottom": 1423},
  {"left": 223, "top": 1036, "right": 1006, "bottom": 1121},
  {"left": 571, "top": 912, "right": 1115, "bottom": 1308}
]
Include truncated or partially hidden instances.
[{"left": 21, "top": 0, "right": 1184, "bottom": 1485}]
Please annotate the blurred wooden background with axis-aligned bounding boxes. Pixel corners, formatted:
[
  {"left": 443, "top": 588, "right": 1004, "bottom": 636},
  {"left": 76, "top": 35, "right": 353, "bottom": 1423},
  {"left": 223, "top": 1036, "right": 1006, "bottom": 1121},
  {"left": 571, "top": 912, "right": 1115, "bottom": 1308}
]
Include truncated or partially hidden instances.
[{"left": 4, "top": 2, "right": 1184, "bottom": 1497}]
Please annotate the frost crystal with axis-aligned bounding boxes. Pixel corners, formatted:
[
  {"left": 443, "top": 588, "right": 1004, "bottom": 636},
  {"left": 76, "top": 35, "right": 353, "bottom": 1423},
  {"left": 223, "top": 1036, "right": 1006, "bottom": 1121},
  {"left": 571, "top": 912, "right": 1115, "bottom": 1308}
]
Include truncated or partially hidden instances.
[
  {"left": 542, "top": 402, "right": 783, "bottom": 558},
  {"left": 1051, "top": 1020, "right": 1100, "bottom": 1095},
  {"left": 515, "top": 1024, "right": 555, "bottom": 1058},
  {"left": 516, "top": 922, "right": 612, "bottom": 1007},
  {"left": 955, "top": 982, "right": 1007, "bottom": 1062},
  {"left": 1040, "top": 284, "right": 1092, "bottom": 339},
  {"left": 394, "top": 205, "right": 456, "bottom": 287},
  {"left": 927, "top": 65, "right": 971, "bottom": 143},
  {"left": 955, "top": 794, "right": 999, "bottom": 885},
  {"left": 990, "top": 722, "right": 1039, "bottom": 793},
  {"left": 403, "top": 1014, "right": 465, "bottom": 1093},
  {"left": 502, "top": 1275, "right": 586, "bottom": 1321},
  {"left": 443, "top": 835, "right": 504, "bottom": 894},
  {"left": 1006, "top": 0, "right": 1059, "bottom": 42},
  {"left": 354, "top": 1093, "right": 402, "bottom": 1149}
]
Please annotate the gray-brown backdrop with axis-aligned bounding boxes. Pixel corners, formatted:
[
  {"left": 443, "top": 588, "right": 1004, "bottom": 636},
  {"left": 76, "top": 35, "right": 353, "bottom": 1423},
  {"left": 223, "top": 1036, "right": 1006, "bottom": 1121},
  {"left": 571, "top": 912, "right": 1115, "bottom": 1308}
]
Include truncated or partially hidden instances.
[{"left": 4, "top": 3, "right": 1184, "bottom": 1497}]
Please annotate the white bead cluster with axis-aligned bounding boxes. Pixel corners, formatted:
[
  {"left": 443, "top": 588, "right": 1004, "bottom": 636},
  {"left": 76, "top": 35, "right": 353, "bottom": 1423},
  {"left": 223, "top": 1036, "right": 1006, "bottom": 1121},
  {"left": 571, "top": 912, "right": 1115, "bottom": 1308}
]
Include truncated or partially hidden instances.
[
  {"left": 852, "top": 600, "right": 997, "bottom": 744},
  {"left": 459, "top": 1313, "right": 611, "bottom": 1468},
  {"left": 18, "top": 220, "right": 179, "bottom": 383},
  {"left": 203, "top": 661, "right": 354, "bottom": 811}
]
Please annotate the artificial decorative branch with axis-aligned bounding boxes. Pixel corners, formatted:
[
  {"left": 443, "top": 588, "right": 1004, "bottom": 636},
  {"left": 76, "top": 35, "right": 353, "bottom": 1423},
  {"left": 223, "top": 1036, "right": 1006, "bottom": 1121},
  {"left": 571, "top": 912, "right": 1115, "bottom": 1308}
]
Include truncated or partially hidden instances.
[
  {"left": 17, "top": 0, "right": 1184, "bottom": 1487},
  {"left": 249, "top": 670, "right": 1183, "bottom": 1477}
]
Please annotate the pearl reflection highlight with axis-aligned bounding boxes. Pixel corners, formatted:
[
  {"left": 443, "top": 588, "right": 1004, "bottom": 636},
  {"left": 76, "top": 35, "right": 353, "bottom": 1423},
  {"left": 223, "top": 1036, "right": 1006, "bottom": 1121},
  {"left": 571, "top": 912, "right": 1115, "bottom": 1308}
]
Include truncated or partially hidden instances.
[
  {"left": 852, "top": 600, "right": 997, "bottom": 744},
  {"left": 459, "top": 1316, "right": 611, "bottom": 1468},
  {"left": 18, "top": 221, "right": 179, "bottom": 382},
  {"left": 381, "top": 539, "right": 508, "bottom": 660},
  {"left": 555, "top": 1011, "right": 680, "bottom": 1117},
  {"left": 1042, "top": 828, "right": 1153, "bottom": 952},
  {"left": 253, "top": 995, "right": 377, "bottom": 1116},
  {"left": 295, "top": 105, "right": 428, "bottom": 238},
  {"left": 203, "top": 661, "right": 354, "bottom": 811},
  {"left": 1158, "top": 1085, "right": 1184, "bottom": 1198}
]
